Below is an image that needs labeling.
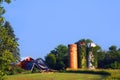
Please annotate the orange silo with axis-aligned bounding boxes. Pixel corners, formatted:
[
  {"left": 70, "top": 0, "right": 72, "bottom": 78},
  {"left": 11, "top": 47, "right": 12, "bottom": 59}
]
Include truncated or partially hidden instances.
[{"left": 68, "top": 44, "right": 78, "bottom": 69}]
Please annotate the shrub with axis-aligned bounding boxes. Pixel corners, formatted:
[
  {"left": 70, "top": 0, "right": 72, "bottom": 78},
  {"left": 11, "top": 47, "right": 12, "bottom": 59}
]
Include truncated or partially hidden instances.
[{"left": 0, "top": 70, "right": 6, "bottom": 80}]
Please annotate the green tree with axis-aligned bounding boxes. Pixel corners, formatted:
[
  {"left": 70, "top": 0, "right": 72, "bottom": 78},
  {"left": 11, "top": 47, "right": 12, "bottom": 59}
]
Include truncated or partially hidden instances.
[
  {"left": 45, "top": 53, "right": 56, "bottom": 69},
  {"left": 99, "top": 45, "right": 120, "bottom": 69},
  {"left": 0, "top": 27, "right": 17, "bottom": 79},
  {"left": 0, "top": 27, "right": 17, "bottom": 60},
  {"left": 45, "top": 44, "right": 68, "bottom": 70},
  {"left": 109, "top": 45, "right": 117, "bottom": 51},
  {"left": 92, "top": 45, "right": 101, "bottom": 68},
  {"left": 107, "top": 45, "right": 120, "bottom": 69},
  {"left": 0, "top": 0, "right": 16, "bottom": 79},
  {"left": 97, "top": 51, "right": 106, "bottom": 68},
  {"left": 55, "top": 45, "right": 68, "bottom": 70},
  {"left": 4, "top": 21, "right": 20, "bottom": 61}
]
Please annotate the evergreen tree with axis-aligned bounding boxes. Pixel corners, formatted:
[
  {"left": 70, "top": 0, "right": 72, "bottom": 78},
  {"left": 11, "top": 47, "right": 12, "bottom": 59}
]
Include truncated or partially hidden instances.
[
  {"left": 4, "top": 21, "right": 20, "bottom": 61},
  {"left": 0, "top": 0, "right": 17, "bottom": 79}
]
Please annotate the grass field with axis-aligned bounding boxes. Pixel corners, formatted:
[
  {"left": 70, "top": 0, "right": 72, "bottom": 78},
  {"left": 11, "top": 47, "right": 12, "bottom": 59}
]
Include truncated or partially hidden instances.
[
  {"left": 6, "top": 69, "right": 120, "bottom": 80},
  {"left": 104, "top": 69, "right": 120, "bottom": 79},
  {"left": 7, "top": 73, "right": 105, "bottom": 80}
]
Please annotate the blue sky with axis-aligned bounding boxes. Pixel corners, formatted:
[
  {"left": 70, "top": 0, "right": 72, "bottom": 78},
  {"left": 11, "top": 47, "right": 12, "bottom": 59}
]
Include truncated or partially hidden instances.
[{"left": 4, "top": 0, "right": 120, "bottom": 59}]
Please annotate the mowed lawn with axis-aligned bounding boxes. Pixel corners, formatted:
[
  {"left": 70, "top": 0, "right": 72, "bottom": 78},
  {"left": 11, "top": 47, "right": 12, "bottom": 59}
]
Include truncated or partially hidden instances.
[{"left": 7, "top": 73, "right": 105, "bottom": 80}]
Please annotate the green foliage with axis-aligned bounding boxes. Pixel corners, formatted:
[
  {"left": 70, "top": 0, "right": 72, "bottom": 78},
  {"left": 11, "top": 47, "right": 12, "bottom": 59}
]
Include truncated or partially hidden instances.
[
  {"left": 75, "top": 39, "right": 101, "bottom": 68},
  {"left": 110, "top": 61, "right": 120, "bottom": 69},
  {"left": 98, "top": 45, "right": 120, "bottom": 69},
  {"left": 92, "top": 45, "right": 101, "bottom": 68},
  {"left": 45, "top": 53, "right": 56, "bottom": 69},
  {"left": 109, "top": 45, "right": 117, "bottom": 51},
  {"left": 0, "top": 50, "right": 14, "bottom": 69},
  {"left": 0, "top": 27, "right": 18, "bottom": 50},
  {"left": 45, "top": 44, "right": 68, "bottom": 70},
  {"left": 56, "top": 59, "right": 65, "bottom": 70},
  {"left": 0, "top": 0, "right": 11, "bottom": 4},
  {"left": 0, "top": 0, "right": 18, "bottom": 79},
  {"left": 3, "top": 64, "right": 26, "bottom": 75},
  {"left": 4, "top": 21, "right": 20, "bottom": 61},
  {"left": 76, "top": 39, "right": 87, "bottom": 68},
  {"left": 5, "top": 0, "right": 11, "bottom": 3},
  {"left": 78, "top": 45, "right": 86, "bottom": 68},
  {"left": 0, "top": 70, "right": 6, "bottom": 80},
  {"left": 0, "top": 27, "right": 16, "bottom": 72},
  {"left": 46, "top": 38, "right": 120, "bottom": 69}
]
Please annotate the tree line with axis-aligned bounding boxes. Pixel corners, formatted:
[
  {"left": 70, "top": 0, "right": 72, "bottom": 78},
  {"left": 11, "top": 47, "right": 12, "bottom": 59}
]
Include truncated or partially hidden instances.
[
  {"left": 45, "top": 39, "right": 120, "bottom": 70},
  {"left": 0, "top": 0, "right": 20, "bottom": 79}
]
